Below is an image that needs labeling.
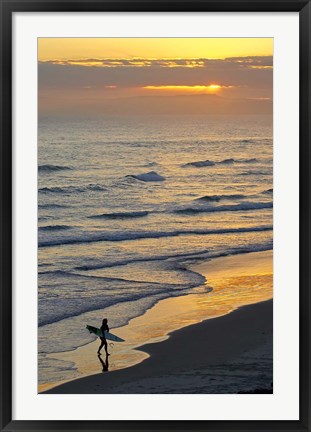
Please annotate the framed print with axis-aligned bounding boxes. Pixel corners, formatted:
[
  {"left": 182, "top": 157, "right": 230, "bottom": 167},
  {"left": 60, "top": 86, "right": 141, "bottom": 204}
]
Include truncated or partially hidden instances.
[{"left": 1, "top": 1, "right": 310, "bottom": 431}]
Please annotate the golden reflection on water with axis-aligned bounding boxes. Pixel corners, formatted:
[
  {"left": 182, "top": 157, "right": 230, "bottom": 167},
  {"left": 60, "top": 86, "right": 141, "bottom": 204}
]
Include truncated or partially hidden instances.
[{"left": 40, "top": 250, "right": 272, "bottom": 393}]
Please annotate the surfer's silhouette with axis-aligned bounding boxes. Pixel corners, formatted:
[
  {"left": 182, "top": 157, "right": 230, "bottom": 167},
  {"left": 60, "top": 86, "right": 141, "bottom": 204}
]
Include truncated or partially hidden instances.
[
  {"left": 98, "top": 352, "right": 109, "bottom": 372},
  {"left": 97, "top": 318, "right": 110, "bottom": 356}
]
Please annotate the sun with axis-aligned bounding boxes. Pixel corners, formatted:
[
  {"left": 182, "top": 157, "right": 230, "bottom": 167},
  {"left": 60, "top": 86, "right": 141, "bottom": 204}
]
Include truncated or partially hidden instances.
[
  {"left": 207, "top": 84, "right": 222, "bottom": 92},
  {"left": 142, "top": 84, "right": 228, "bottom": 94}
]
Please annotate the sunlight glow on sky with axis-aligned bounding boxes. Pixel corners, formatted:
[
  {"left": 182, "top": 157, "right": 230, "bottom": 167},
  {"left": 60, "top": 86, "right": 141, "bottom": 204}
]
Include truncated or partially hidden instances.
[{"left": 38, "top": 38, "right": 273, "bottom": 61}]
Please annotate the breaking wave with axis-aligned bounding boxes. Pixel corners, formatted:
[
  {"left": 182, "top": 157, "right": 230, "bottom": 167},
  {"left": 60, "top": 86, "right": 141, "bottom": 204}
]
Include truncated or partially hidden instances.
[{"left": 126, "top": 171, "right": 165, "bottom": 182}]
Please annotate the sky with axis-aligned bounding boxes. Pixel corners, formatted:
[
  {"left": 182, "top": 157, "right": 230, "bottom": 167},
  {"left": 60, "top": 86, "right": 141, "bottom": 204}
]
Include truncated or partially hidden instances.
[{"left": 38, "top": 38, "right": 273, "bottom": 116}]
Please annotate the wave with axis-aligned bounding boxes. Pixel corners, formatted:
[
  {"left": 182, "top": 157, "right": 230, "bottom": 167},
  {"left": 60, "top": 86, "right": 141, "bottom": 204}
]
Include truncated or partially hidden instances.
[
  {"left": 39, "top": 281, "right": 208, "bottom": 327},
  {"left": 239, "top": 158, "right": 258, "bottom": 163},
  {"left": 38, "top": 260, "right": 207, "bottom": 328},
  {"left": 262, "top": 188, "right": 273, "bottom": 194},
  {"left": 39, "top": 164, "right": 72, "bottom": 173},
  {"left": 183, "top": 158, "right": 258, "bottom": 168},
  {"left": 144, "top": 162, "right": 158, "bottom": 168},
  {"left": 196, "top": 194, "right": 246, "bottom": 202},
  {"left": 39, "top": 203, "right": 69, "bottom": 209},
  {"left": 126, "top": 171, "right": 165, "bottom": 182},
  {"left": 240, "top": 170, "right": 271, "bottom": 176},
  {"left": 39, "top": 225, "right": 72, "bottom": 232},
  {"left": 183, "top": 160, "right": 215, "bottom": 168},
  {"left": 39, "top": 225, "right": 272, "bottom": 248},
  {"left": 218, "top": 158, "right": 258, "bottom": 164},
  {"left": 39, "top": 184, "right": 106, "bottom": 194},
  {"left": 240, "top": 139, "right": 254, "bottom": 143},
  {"left": 175, "top": 201, "right": 273, "bottom": 215},
  {"left": 218, "top": 158, "right": 235, "bottom": 165},
  {"left": 74, "top": 240, "right": 273, "bottom": 272},
  {"left": 89, "top": 210, "right": 149, "bottom": 219},
  {"left": 39, "top": 269, "right": 182, "bottom": 287}
]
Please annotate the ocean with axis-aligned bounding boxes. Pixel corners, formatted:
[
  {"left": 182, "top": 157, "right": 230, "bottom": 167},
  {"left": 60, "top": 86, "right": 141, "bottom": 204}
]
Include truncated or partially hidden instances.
[{"left": 38, "top": 114, "right": 273, "bottom": 386}]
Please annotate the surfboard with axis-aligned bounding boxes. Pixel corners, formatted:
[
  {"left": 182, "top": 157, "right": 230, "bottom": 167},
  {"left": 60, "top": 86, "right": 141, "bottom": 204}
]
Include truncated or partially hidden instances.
[{"left": 86, "top": 325, "right": 125, "bottom": 342}]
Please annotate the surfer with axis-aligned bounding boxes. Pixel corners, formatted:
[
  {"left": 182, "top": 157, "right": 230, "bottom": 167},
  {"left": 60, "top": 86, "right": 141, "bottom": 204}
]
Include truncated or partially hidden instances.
[{"left": 97, "top": 318, "right": 110, "bottom": 356}]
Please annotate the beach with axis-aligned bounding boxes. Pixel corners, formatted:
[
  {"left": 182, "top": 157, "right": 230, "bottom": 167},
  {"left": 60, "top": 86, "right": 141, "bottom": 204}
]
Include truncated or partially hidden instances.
[
  {"left": 43, "top": 250, "right": 272, "bottom": 394},
  {"left": 38, "top": 114, "right": 273, "bottom": 390},
  {"left": 45, "top": 301, "right": 272, "bottom": 394}
]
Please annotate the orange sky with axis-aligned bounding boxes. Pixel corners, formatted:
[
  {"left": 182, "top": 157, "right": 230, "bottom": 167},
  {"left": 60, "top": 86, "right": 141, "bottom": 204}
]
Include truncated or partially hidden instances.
[
  {"left": 38, "top": 38, "right": 273, "bottom": 60},
  {"left": 38, "top": 38, "right": 273, "bottom": 116}
]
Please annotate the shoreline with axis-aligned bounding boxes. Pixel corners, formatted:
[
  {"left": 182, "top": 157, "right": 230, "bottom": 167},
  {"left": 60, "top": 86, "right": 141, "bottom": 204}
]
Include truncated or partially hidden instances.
[
  {"left": 42, "top": 250, "right": 273, "bottom": 394},
  {"left": 45, "top": 299, "right": 272, "bottom": 394}
]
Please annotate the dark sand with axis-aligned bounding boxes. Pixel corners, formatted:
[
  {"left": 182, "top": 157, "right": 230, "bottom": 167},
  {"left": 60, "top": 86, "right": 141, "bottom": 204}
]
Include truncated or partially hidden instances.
[{"left": 45, "top": 299, "right": 272, "bottom": 394}]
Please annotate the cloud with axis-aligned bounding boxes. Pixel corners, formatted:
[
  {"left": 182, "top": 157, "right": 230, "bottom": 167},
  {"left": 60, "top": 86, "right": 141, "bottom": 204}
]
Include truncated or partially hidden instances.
[
  {"left": 39, "top": 56, "right": 273, "bottom": 90},
  {"left": 41, "top": 56, "right": 272, "bottom": 69},
  {"left": 42, "top": 58, "right": 206, "bottom": 68}
]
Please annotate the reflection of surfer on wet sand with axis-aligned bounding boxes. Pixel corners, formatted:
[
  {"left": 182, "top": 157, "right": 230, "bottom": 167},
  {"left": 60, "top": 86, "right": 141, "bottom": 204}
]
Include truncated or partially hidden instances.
[{"left": 98, "top": 352, "right": 109, "bottom": 372}]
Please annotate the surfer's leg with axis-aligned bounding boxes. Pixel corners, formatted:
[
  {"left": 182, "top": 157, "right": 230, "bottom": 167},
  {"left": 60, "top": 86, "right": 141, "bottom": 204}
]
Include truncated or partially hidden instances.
[
  {"left": 104, "top": 339, "right": 110, "bottom": 355},
  {"left": 97, "top": 338, "right": 104, "bottom": 354}
]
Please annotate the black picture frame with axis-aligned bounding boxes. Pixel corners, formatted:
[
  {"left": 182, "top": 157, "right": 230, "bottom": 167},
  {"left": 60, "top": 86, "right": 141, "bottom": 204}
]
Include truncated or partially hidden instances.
[{"left": 1, "top": 0, "right": 310, "bottom": 431}]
